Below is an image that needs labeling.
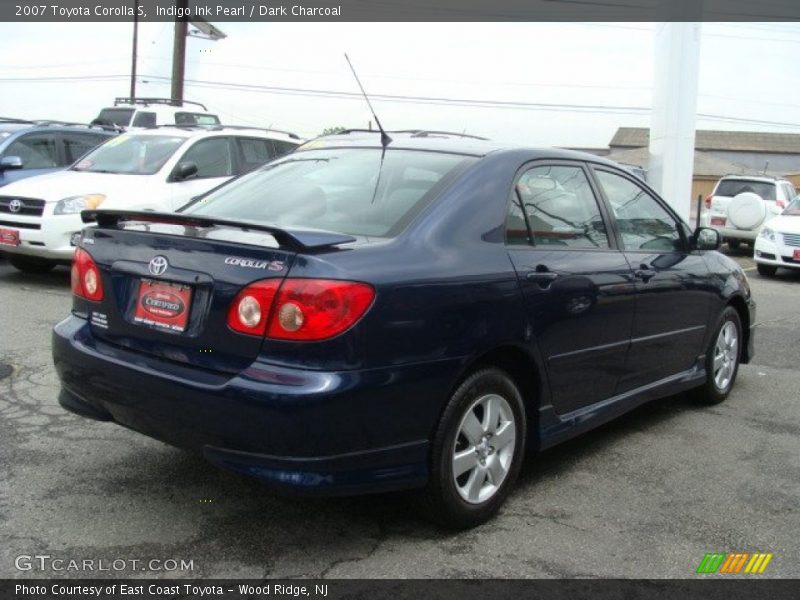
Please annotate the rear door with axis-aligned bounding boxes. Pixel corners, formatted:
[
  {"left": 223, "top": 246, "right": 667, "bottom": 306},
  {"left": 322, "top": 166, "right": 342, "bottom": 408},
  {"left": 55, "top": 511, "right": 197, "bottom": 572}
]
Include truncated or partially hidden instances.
[
  {"left": 591, "top": 167, "right": 713, "bottom": 391},
  {"left": 505, "top": 161, "right": 637, "bottom": 414}
]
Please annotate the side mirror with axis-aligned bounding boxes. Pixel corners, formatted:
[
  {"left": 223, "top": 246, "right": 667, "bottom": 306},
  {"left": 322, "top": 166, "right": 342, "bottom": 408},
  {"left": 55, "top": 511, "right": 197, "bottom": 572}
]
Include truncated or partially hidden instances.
[
  {"left": 172, "top": 161, "right": 198, "bottom": 182},
  {"left": 693, "top": 227, "right": 721, "bottom": 251},
  {"left": 0, "top": 156, "right": 24, "bottom": 171}
]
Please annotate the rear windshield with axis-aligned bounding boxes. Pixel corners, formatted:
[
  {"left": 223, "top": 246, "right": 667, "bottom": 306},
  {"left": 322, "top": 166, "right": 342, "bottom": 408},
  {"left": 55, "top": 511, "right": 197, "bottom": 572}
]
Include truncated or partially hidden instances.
[
  {"left": 715, "top": 179, "right": 776, "bottom": 200},
  {"left": 71, "top": 134, "right": 185, "bottom": 175},
  {"left": 184, "top": 148, "right": 476, "bottom": 237},
  {"left": 175, "top": 112, "right": 221, "bottom": 125},
  {"left": 96, "top": 108, "right": 134, "bottom": 127}
]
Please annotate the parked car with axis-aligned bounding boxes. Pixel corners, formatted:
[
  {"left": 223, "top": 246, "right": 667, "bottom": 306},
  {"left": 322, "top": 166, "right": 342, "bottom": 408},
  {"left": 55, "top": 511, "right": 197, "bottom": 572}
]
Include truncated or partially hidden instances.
[
  {"left": 704, "top": 174, "right": 796, "bottom": 249},
  {"left": 0, "top": 125, "right": 301, "bottom": 272},
  {"left": 52, "top": 131, "right": 755, "bottom": 528},
  {"left": 753, "top": 196, "right": 800, "bottom": 276},
  {"left": 0, "top": 118, "right": 117, "bottom": 187},
  {"left": 93, "top": 97, "right": 221, "bottom": 129}
]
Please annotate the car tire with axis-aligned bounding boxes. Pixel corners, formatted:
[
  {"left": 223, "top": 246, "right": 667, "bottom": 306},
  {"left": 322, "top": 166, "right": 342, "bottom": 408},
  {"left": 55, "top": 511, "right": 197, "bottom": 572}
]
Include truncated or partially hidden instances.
[
  {"left": 8, "top": 256, "right": 56, "bottom": 274},
  {"left": 726, "top": 239, "right": 741, "bottom": 251},
  {"left": 757, "top": 263, "right": 777, "bottom": 277},
  {"left": 419, "top": 367, "right": 526, "bottom": 529},
  {"left": 690, "top": 306, "right": 742, "bottom": 405}
]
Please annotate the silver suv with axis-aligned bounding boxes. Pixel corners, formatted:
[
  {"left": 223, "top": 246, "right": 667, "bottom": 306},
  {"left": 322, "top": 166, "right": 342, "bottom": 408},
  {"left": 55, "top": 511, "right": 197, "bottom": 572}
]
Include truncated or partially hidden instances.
[{"left": 704, "top": 175, "right": 797, "bottom": 249}]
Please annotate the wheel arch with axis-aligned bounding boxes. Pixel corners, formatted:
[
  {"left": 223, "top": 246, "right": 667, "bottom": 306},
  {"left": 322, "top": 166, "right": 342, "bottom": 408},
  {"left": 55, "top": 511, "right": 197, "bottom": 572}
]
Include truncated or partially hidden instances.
[{"left": 446, "top": 344, "right": 545, "bottom": 449}]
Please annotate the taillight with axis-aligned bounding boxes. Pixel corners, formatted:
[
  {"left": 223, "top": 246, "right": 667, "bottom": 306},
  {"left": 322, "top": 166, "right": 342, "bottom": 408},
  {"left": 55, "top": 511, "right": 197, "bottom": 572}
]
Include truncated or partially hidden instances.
[
  {"left": 71, "top": 248, "right": 104, "bottom": 302},
  {"left": 227, "top": 278, "right": 375, "bottom": 341},
  {"left": 227, "top": 280, "right": 281, "bottom": 335},
  {"left": 704, "top": 194, "right": 713, "bottom": 209},
  {"left": 777, "top": 199, "right": 786, "bottom": 209}
]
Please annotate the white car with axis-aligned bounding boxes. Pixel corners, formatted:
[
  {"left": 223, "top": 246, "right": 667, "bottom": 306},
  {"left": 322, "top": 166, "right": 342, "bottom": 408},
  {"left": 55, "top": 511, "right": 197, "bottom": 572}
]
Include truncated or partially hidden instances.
[
  {"left": 93, "top": 97, "right": 221, "bottom": 129},
  {"left": 753, "top": 197, "right": 800, "bottom": 276},
  {"left": 0, "top": 126, "right": 300, "bottom": 272},
  {"left": 704, "top": 175, "right": 796, "bottom": 249}
]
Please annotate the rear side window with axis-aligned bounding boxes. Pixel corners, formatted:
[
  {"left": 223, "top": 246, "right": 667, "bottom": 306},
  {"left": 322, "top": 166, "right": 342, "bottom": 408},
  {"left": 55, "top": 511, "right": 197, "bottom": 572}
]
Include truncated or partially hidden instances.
[
  {"left": 506, "top": 164, "right": 610, "bottom": 249},
  {"left": 236, "top": 137, "right": 273, "bottom": 173},
  {"left": 96, "top": 108, "right": 134, "bottom": 127},
  {"left": 132, "top": 112, "right": 156, "bottom": 127},
  {"left": 5, "top": 133, "right": 57, "bottom": 169},
  {"left": 715, "top": 179, "right": 776, "bottom": 201},
  {"left": 178, "top": 137, "right": 233, "bottom": 178},
  {"left": 271, "top": 140, "right": 298, "bottom": 157},
  {"left": 186, "top": 148, "right": 475, "bottom": 237},
  {"left": 63, "top": 132, "right": 108, "bottom": 164},
  {"left": 174, "top": 112, "right": 221, "bottom": 125}
]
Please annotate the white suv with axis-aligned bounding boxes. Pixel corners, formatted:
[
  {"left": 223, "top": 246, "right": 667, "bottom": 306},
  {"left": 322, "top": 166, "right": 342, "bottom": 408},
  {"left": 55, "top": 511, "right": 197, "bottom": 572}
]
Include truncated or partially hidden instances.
[
  {"left": 703, "top": 175, "right": 796, "bottom": 249},
  {"left": 0, "top": 126, "right": 300, "bottom": 272},
  {"left": 93, "top": 97, "right": 221, "bottom": 129}
]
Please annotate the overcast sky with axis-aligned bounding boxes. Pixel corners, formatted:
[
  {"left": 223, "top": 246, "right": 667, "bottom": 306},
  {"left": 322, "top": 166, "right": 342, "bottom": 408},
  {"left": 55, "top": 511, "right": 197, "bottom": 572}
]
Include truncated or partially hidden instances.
[{"left": 1, "top": 21, "right": 798, "bottom": 146}]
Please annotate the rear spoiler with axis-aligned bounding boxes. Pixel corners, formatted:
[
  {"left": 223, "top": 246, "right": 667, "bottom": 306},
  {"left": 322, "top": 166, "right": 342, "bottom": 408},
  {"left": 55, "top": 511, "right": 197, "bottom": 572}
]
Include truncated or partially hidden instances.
[{"left": 81, "top": 209, "right": 356, "bottom": 251}]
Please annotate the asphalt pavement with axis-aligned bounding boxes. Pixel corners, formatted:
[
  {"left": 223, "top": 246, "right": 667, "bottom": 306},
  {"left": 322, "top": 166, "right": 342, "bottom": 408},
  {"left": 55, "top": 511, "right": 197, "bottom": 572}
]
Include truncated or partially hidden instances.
[{"left": 0, "top": 250, "right": 798, "bottom": 579}]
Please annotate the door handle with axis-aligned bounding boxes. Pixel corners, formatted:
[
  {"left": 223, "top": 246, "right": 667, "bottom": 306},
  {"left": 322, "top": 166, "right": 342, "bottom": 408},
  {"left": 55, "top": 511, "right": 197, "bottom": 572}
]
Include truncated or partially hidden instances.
[
  {"left": 526, "top": 270, "right": 560, "bottom": 287},
  {"left": 634, "top": 264, "right": 656, "bottom": 282}
]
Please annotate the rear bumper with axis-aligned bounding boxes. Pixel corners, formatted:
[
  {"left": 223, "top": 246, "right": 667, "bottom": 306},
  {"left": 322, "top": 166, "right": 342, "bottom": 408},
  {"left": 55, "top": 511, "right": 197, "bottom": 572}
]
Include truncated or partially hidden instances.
[{"left": 52, "top": 315, "right": 461, "bottom": 495}]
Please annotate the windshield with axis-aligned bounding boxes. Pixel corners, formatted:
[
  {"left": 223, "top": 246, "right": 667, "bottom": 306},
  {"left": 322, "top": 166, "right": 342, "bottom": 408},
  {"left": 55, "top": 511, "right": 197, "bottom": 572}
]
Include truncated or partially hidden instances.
[
  {"left": 71, "top": 134, "right": 186, "bottom": 175},
  {"left": 784, "top": 197, "right": 800, "bottom": 216},
  {"left": 715, "top": 179, "right": 776, "bottom": 200},
  {"left": 183, "top": 148, "right": 475, "bottom": 237}
]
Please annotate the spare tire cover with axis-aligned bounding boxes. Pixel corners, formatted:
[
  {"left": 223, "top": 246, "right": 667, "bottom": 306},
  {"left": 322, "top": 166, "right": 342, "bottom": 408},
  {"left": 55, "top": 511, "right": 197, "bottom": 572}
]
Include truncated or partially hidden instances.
[{"left": 728, "top": 192, "right": 766, "bottom": 229}]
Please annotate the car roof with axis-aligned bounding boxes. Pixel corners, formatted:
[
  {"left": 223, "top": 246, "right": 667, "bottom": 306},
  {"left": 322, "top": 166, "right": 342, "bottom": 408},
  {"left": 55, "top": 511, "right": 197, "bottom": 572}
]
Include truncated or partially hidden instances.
[
  {"left": 126, "top": 125, "right": 301, "bottom": 143},
  {"left": 295, "top": 130, "right": 623, "bottom": 167},
  {"left": 0, "top": 122, "right": 116, "bottom": 136}
]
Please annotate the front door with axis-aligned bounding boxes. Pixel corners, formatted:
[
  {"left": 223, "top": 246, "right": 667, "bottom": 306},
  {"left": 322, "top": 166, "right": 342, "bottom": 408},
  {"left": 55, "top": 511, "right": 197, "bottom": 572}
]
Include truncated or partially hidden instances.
[
  {"left": 591, "top": 167, "right": 713, "bottom": 392},
  {"left": 170, "top": 136, "right": 234, "bottom": 210},
  {"left": 505, "top": 162, "right": 637, "bottom": 415}
]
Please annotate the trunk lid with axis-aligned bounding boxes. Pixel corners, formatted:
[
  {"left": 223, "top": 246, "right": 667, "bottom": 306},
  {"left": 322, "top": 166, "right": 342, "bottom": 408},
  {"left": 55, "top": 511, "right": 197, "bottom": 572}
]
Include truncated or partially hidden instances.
[{"left": 78, "top": 210, "right": 354, "bottom": 373}]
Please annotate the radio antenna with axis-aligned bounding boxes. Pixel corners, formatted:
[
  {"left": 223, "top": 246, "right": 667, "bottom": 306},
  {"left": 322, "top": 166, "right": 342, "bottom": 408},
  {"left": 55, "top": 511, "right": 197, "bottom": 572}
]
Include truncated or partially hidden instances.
[{"left": 345, "top": 53, "right": 391, "bottom": 148}]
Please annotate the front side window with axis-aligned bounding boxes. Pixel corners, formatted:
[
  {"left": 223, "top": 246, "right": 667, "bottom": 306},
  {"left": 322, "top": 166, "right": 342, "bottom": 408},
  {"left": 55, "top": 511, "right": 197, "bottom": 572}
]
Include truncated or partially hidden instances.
[
  {"left": 72, "top": 134, "right": 185, "bottom": 175},
  {"left": 506, "top": 164, "right": 610, "bottom": 249},
  {"left": 178, "top": 137, "right": 232, "bottom": 178},
  {"left": 5, "top": 133, "right": 57, "bottom": 169},
  {"left": 595, "top": 169, "right": 683, "bottom": 252},
  {"left": 185, "top": 148, "right": 474, "bottom": 237}
]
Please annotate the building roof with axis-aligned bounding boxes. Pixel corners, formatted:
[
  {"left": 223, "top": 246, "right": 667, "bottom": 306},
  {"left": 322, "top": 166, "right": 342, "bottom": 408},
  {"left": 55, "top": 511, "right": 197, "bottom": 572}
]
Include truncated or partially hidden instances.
[
  {"left": 610, "top": 127, "right": 800, "bottom": 154},
  {"left": 606, "top": 147, "right": 767, "bottom": 178}
]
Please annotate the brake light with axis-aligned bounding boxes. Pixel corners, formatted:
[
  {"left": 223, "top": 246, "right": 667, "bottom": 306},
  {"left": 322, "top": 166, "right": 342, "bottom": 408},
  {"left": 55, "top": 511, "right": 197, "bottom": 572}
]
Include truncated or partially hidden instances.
[
  {"left": 227, "top": 280, "right": 281, "bottom": 335},
  {"left": 227, "top": 278, "right": 375, "bottom": 341},
  {"left": 71, "top": 248, "right": 104, "bottom": 301},
  {"left": 704, "top": 194, "right": 713, "bottom": 209},
  {"left": 777, "top": 199, "right": 786, "bottom": 209}
]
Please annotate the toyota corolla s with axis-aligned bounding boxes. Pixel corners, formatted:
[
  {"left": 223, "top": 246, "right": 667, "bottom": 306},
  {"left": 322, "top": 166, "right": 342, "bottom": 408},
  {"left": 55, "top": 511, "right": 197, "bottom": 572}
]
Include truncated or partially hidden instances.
[{"left": 53, "top": 131, "right": 755, "bottom": 528}]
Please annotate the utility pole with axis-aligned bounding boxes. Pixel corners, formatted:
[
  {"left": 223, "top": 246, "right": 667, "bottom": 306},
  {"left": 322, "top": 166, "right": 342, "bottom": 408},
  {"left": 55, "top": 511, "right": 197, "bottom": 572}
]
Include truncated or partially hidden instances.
[
  {"left": 129, "top": 0, "right": 138, "bottom": 98},
  {"left": 171, "top": 0, "right": 189, "bottom": 104}
]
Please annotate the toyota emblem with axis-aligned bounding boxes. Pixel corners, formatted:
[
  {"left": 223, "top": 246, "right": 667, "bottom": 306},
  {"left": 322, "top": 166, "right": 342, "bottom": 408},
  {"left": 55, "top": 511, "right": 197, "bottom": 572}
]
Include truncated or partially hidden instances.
[
  {"left": 8, "top": 199, "right": 22, "bottom": 213},
  {"left": 148, "top": 256, "right": 169, "bottom": 276}
]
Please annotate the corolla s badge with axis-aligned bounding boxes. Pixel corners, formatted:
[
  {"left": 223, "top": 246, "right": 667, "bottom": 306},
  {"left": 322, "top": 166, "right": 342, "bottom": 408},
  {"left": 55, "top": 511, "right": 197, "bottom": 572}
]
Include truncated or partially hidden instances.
[
  {"left": 8, "top": 199, "right": 22, "bottom": 213},
  {"left": 148, "top": 256, "right": 169, "bottom": 276},
  {"left": 224, "top": 256, "right": 285, "bottom": 271}
]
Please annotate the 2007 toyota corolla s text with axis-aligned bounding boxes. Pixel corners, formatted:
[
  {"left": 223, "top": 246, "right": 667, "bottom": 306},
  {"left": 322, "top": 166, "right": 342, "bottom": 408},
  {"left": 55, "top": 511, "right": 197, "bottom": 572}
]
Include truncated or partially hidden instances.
[{"left": 52, "top": 131, "right": 755, "bottom": 528}]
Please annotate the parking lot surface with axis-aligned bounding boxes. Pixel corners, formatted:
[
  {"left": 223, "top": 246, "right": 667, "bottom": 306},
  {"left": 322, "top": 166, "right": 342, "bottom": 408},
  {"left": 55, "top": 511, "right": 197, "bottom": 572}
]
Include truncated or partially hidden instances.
[{"left": 1, "top": 252, "right": 798, "bottom": 579}]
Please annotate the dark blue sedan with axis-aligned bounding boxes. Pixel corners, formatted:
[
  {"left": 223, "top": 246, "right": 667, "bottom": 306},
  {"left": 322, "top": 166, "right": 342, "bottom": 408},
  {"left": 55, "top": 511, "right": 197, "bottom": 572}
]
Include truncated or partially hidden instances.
[{"left": 53, "top": 131, "right": 755, "bottom": 528}]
